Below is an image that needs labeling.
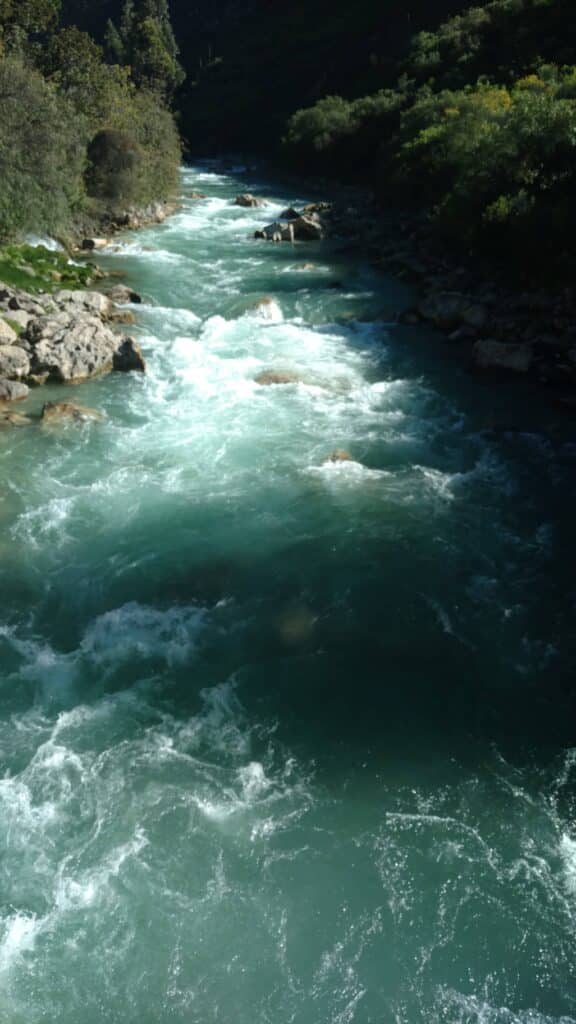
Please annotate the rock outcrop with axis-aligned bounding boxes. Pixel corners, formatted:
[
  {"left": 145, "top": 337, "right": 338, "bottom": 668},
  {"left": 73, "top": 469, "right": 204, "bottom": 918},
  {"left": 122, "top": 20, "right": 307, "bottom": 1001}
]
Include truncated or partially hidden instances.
[{"left": 21, "top": 314, "right": 118, "bottom": 383}]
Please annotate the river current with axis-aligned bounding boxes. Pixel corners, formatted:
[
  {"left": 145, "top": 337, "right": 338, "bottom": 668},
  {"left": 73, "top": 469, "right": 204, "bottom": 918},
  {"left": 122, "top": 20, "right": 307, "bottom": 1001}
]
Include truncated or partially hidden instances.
[{"left": 1, "top": 166, "right": 576, "bottom": 1023}]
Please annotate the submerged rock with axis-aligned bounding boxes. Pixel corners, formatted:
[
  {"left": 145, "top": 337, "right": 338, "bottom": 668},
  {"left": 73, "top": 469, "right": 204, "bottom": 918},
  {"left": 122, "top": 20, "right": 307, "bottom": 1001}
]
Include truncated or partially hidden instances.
[
  {"left": 41, "top": 401, "right": 104, "bottom": 424},
  {"left": 0, "top": 379, "right": 29, "bottom": 402},
  {"left": 0, "top": 345, "right": 30, "bottom": 381},
  {"left": 255, "top": 370, "right": 306, "bottom": 386},
  {"left": 0, "top": 409, "right": 31, "bottom": 427}
]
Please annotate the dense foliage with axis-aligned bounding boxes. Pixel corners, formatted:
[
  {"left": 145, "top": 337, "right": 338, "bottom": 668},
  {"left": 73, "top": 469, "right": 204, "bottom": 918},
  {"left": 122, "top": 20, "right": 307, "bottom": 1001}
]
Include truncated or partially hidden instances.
[
  {"left": 0, "top": 0, "right": 181, "bottom": 241},
  {"left": 282, "top": 0, "right": 576, "bottom": 276}
]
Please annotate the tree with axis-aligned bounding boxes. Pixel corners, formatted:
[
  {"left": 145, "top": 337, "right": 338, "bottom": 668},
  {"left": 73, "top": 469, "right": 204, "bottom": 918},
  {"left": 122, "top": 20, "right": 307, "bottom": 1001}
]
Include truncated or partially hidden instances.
[{"left": 0, "top": 55, "right": 86, "bottom": 238}]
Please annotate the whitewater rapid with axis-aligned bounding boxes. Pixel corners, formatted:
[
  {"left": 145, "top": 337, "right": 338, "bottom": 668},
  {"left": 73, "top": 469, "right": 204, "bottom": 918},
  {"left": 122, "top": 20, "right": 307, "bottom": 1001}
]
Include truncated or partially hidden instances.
[{"left": 0, "top": 166, "right": 575, "bottom": 1023}]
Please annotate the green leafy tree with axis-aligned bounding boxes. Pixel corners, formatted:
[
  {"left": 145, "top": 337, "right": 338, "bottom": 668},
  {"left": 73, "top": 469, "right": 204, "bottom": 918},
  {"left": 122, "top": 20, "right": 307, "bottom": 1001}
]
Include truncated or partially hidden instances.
[{"left": 0, "top": 55, "right": 86, "bottom": 238}]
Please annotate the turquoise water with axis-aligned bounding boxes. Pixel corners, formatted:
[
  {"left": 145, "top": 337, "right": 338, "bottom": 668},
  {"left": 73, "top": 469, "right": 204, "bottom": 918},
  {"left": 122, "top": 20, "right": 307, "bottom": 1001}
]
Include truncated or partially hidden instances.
[{"left": 1, "top": 165, "right": 576, "bottom": 1023}]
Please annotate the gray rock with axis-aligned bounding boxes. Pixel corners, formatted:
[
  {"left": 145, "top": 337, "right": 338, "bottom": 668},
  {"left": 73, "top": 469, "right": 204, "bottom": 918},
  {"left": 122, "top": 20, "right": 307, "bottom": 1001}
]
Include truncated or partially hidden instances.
[
  {"left": 0, "top": 318, "right": 17, "bottom": 344},
  {"left": 113, "top": 338, "right": 146, "bottom": 373},
  {"left": 5, "top": 309, "right": 32, "bottom": 331},
  {"left": 21, "top": 314, "right": 120, "bottom": 383},
  {"left": 0, "top": 379, "right": 29, "bottom": 401},
  {"left": 107, "top": 285, "right": 142, "bottom": 305},
  {"left": 8, "top": 294, "right": 48, "bottom": 317},
  {"left": 0, "top": 346, "right": 30, "bottom": 380},
  {"left": 473, "top": 339, "right": 533, "bottom": 374},
  {"left": 54, "top": 289, "right": 113, "bottom": 319}
]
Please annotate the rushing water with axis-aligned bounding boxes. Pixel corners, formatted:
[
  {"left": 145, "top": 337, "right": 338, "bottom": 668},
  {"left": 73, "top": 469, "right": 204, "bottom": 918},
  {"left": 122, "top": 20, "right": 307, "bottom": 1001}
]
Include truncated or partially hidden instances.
[{"left": 1, "top": 166, "right": 576, "bottom": 1024}]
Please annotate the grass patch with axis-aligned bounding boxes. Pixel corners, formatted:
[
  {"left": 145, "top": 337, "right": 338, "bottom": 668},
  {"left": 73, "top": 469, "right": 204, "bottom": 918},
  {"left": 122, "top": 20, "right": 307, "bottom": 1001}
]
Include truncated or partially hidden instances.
[{"left": 0, "top": 244, "right": 95, "bottom": 294}]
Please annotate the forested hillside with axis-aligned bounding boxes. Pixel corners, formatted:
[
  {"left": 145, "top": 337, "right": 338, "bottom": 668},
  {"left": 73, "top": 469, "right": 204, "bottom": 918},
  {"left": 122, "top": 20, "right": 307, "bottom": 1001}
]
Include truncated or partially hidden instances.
[
  {"left": 280, "top": 0, "right": 576, "bottom": 275},
  {"left": 0, "top": 0, "right": 182, "bottom": 241}
]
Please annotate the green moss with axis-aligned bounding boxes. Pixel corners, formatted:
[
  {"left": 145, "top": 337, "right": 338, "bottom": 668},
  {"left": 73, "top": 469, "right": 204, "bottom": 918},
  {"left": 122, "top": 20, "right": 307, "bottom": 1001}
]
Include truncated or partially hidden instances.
[{"left": 0, "top": 244, "right": 94, "bottom": 294}]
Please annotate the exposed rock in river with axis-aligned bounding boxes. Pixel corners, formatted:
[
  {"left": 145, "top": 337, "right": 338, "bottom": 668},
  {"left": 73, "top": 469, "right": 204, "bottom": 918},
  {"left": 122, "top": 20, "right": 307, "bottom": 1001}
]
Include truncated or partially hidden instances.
[
  {"left": 113, "top": 338, "right": 147, "bottom": 373},
  {"left": 107, "top": 285, "right": 143, "bottom": 305},
  {"left": 41, "top": 401, "right": 104, "bottom": 424},
  {"left": 235, "top": 193, "right": 265, "bottom": 208}
]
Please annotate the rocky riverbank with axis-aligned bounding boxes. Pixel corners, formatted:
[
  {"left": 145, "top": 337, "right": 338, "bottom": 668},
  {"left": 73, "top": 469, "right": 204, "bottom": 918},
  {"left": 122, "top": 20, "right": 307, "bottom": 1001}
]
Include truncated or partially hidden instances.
[
  {"left": 247, "top": 185, "right": 576, "bottom": 407},
  {"left": 0, "top": 282, "right": 145, "bottom": 427}
]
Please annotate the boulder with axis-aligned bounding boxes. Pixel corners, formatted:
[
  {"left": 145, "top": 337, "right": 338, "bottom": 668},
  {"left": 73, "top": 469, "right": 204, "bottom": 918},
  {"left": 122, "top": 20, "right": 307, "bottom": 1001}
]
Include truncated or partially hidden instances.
[
  {"left": 255, "top": 222, "right": 294, "bottom": 243},
  {"left": 81, "top": 238, "right": 109, "bottom": 251},
  {"left": 5, "top": 309, "right": 32, "bottom": 331},
  {"left": 189, "top": 191, "right": 206, "bottom": 200},
  {"left": 21, "top": 313, "right": 122, "bottom": 383},
  {"left": 255, "top": 370, "right": 305, "bottom": 386},
  {"left": 113, "top": 337, "right": 146, "bottom": 373},
  {"left": 280, "top": 207, "right": 301, "bottom": 220},
  {"left": 0, "top": 379, "right": 29, "bottom": 402},
  {"left": 54, "top": 289, "right": 113, "bottom": 319},
  {"left": 234, "top": 193, "right": 264, "bottom": 208},
  {"left": 7, "top": 294, "right": 47, "bottom": 317},
  {"left": 0, "top": 346, "right": 30, "bottom": 381},
  {"left": 473, "top": 339, "right": 533, "bottom": 374},
  {"left": 291, "top": 215, "right": 324, "bottom": 241},
  {"left": 0, "top": 318, "right": 17, "bottom": 344},
  {"left": 107, "top": 284, "right": 142, "bottom": 305},
  {"left": 255, "top": 215, "right": 324, "bottom": 243},
  {"left": 41, "top": 401, "right": 103, "bottom": 424},
  {"left": 109, "top": 309, "right": 137, "bottom": 326}
]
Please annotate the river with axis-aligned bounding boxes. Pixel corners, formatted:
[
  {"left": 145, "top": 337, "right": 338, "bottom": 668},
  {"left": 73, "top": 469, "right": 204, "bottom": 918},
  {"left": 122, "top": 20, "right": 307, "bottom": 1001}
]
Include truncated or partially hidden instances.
[{"left": 1, "top": 165, "right": 576, "bottom": 1023}]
